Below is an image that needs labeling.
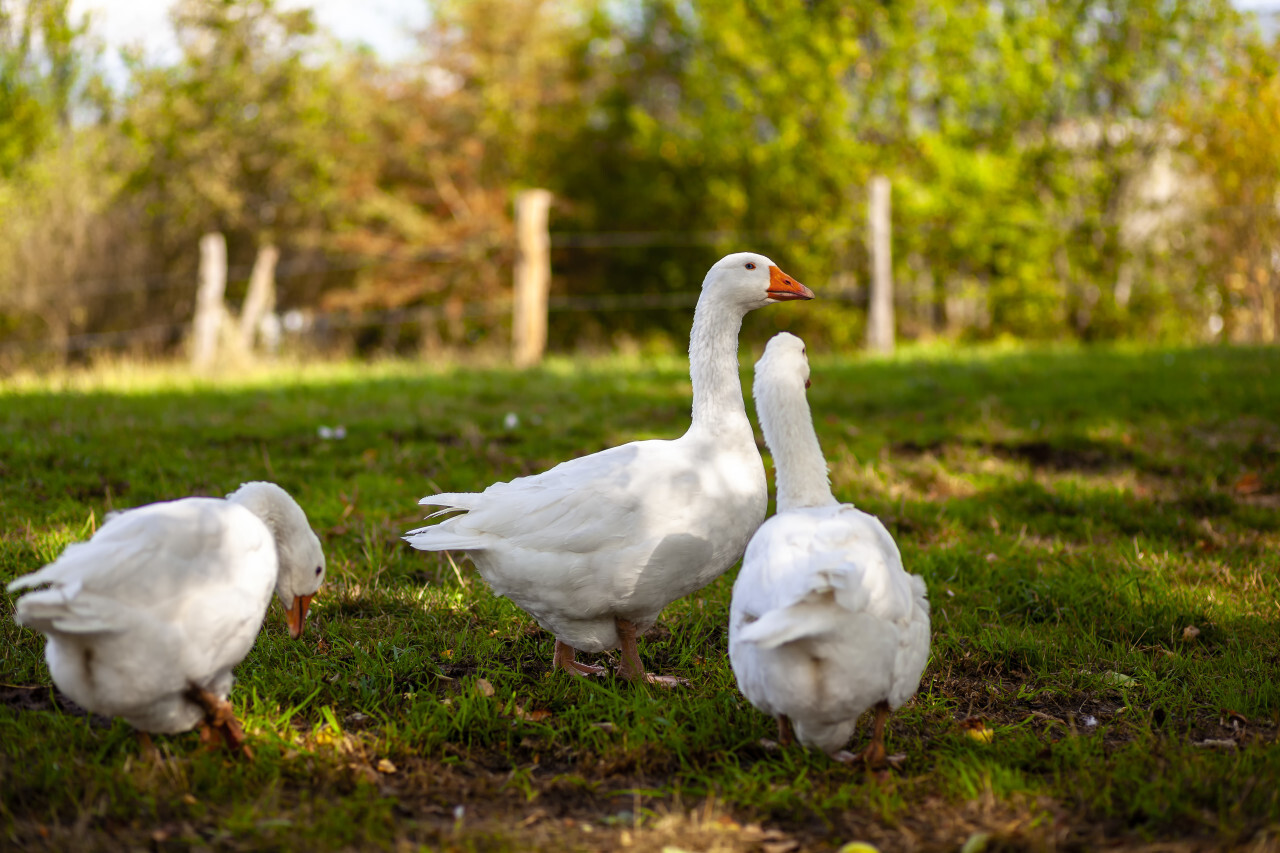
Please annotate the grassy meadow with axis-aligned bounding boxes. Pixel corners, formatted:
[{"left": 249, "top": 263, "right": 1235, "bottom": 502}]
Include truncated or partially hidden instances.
[{"left": 2, "top": 343, "right": 1279, "bottom": 852}]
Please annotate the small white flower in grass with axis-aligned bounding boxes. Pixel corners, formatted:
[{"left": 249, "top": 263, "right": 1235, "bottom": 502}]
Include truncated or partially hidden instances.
[
  {"left": 503, "top": 412, "right": 520, "bottom": 430},
  {"left": 1083, "top": 715, "right": 1098, "bottom": 727},
  {"left": 317, "top": 425, "right": 346, "bottom": 440}
]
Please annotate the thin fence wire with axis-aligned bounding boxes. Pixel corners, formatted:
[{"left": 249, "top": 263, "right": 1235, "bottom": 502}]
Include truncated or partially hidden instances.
[
  {"left": 1, "top": 287, "right": 864, "bottom": 359},
  {"left": 10, "top": 205, "right": 1273, "bottom": 360},
  {"left": 0, "top": 228, "right": 867, "bottom": 361},
  {"left": 12, "top": 227, "right": 854, "bottom": 300}
]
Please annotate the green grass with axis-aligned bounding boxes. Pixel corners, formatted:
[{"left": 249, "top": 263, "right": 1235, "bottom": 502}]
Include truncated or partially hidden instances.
[{"left": 2, "top": 344, "right": 1279, "bottom": 852}]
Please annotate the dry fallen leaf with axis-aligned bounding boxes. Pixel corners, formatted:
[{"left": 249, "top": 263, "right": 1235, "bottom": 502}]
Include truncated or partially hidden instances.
[
  {"left": 1222, "top": 709, "right": 1248, "bottom": 729},
  {"left": 1182, "top": 625, "right": 1201, "bottom": 640},
  {"left": 1233, "top": 472, "right": 1263, "bottom": 495},
  {"left": 377, "top": 758, "right": 397, "bottom": 774},
  {"left": 475, "top": 678, "right": 495, "bottom": 697},
  {"left": 513, "top": 706, "right": 552, "bottom": 722}
]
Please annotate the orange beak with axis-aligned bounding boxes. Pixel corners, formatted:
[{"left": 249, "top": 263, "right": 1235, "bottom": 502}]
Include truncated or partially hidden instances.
[
  {"left": 767, "top": 266, "right": 815, "bottom": 301},
  {"left": 286, "top": 594, "right": 313, "bottom": 639}
]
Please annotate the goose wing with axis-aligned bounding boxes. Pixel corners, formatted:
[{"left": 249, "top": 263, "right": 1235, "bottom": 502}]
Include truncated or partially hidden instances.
[{"left": 9, "top": 498, "right": 274, "bottom": 635}]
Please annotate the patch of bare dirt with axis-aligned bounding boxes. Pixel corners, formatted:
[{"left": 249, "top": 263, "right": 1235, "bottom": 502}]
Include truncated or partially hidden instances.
[{"left": 1, "top": 683, "right": 114, "bottom": 728}]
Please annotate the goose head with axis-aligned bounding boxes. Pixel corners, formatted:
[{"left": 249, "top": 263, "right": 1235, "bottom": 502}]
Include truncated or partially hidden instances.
[
  {"left": 702, "top": 252, "right": 814, "bottom": 312},
  {"left": 755, "top": 331, "right": 811, "bottom": 395},
  {"left": 227, "top": 481, "right": 326, "bottom": 639}
]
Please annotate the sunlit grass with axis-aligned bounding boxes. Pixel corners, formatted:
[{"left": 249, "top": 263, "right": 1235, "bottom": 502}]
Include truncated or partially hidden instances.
[{"left": 2, "top": 343, "right": 1279, "bottom": 850}]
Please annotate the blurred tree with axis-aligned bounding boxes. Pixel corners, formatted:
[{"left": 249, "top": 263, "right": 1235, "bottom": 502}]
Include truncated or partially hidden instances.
[
  {"left": 0, "top": 0, "right": 1268, "bottom": 364},
  {"left": 542, "top": 0, "right": 869, "bottom": 351},
  {"left": 873, "top": 0, "right": 1240, "bottom": 340},
  {"left": 1173, "top": 31, "right": 1280, "bottom": 343},
  {"left": 119, "top": 0, "right": 365, "bottom": 323},
  {"left": 531, "top": 0, "right": 1240, "bottom": 347},
  {"left": 0, "top": 0, "right": 124, "bottom": 365},
  {"left": 0, "top": 0, "right": 93, "bottom": 175},
  {"left": 319, "top": 0, "right": 594, "bottom": 351}
]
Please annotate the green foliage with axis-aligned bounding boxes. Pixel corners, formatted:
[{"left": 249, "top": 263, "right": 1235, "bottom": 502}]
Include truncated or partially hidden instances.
[
  {"left": 120, "top": 1, "right": 359, "bottom": 257},
  {"left": 0, "top": 0, "right": 95, "bottom": 176},
  {"left": 0, "top": 0, "right": 1273, "bottom": 358},
  {"left": 1171, "top": 30, "right": 1280, "bottom": 343}
]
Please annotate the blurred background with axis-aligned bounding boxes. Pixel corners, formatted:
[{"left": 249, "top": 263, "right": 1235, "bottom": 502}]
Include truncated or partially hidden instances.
[{"left": 1, "top": 0, "right": 1278, "bottom": 370}]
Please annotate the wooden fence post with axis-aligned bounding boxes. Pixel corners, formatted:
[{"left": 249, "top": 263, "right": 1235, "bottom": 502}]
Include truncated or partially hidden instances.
[
  {"left": 866, "top": 175, "right": 895, "bottom": 354},
  {"left": 238, "top": 243, "right": 279, "bottom": 356},
  {"left": 512, "top": 189, "right": 553, "bottom": 368},
  {"left": 192, "top": 232, "right": 227, "bottom": 370}
]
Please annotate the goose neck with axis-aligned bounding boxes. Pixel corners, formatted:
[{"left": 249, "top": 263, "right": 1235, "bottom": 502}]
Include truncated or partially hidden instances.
[
  {"left": 687, "top": 293, "right": 749, "bottom": 431},
  {"left": 761, "top": 384, "right": 837, "bottom": 511}
]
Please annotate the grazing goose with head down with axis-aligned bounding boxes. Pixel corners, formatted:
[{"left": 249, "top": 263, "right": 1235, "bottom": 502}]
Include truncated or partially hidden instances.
[
  {"left": 730, "top": 333, "right": 930, "bottom": 765},
  {"left": 405, "top": 252, "right": 814, "bottom": 684},
  {"left": 8, "top": 481, "right": 325, "bottom": 755}
]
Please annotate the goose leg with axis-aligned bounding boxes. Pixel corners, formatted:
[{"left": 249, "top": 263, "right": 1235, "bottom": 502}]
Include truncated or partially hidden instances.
[
  {"left": 614, "top": 618, "right": 688, "bottom": 687},
  {"left": 137, "top": 730, "right": 160, "bottom": 762},
  {"left": 758, "top": 715, "right": 794, "bottom": 751},
  {"left": 777, "top": 715, "right": 794, "bottom": 747},
  {"left": 186, "top": 684, "right": 252, "bottom": 759},
  {"left": 553, "top": 639, "right": 606, "bottom": 677},
  {"left": 833, "top": 701, "right": 892, "bottom": 768}
]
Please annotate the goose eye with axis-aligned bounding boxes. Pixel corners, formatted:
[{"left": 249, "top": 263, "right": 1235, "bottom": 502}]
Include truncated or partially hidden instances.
[
  {"left": 745, "top": 262, "right": 756, "bottom": 270},
  {"left": 315, "top": 566, "right": 323, "bottom": 577}
]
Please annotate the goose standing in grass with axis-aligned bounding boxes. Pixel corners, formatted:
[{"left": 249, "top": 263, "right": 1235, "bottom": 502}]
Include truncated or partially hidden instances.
[
  {"left": 730, "top": 333, "right": 930, "bottom": 765},
  {"left": 7, "top": 481, "right": 325, "bottom": 755},
  {"left": 406, "top": 252, "right": 814, "bottom": 684}
]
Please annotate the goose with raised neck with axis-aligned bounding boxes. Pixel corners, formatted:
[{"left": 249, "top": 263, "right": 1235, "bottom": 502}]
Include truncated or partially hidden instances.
[
  {"left": 751, "top": 334, "right": 839, "bottom": 511},
  {"left": 8, "top": 481, "right": 326, "bottom": 756},
  {"left": 406, "top": 252, "right": 814, "bottom": 685},
  {"left": 729, "top": 332, "right": 930, "bottom": 765}
]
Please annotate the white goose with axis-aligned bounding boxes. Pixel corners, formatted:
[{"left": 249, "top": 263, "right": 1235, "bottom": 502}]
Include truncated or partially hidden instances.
[
  {"left": 7, "top": 481, "right": 325, "bottom": 754},
  {"left": 406, "top": 252, "right": 814, "bottom": 684},
  {"left": 730, "top": 333, "right": 930, "bottom": 764}
]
